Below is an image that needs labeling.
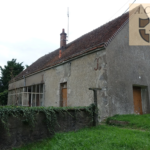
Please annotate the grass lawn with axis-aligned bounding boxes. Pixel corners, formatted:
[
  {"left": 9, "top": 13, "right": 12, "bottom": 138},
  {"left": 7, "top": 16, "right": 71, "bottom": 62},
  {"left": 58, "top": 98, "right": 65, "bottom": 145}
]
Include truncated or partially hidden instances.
[
  {"left": 107, "top": 114, "right": 150, "bottom": 130},
  {"left": 13, "top": 125, "right": 150, "bottom": 150}
]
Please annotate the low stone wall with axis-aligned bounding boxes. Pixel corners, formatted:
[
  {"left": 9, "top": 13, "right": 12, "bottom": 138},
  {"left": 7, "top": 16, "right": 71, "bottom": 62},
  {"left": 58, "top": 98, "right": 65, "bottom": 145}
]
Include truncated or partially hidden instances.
[
  {"left": 0, "top": 109, "right": 93, "bottom": 150},
  {"left": 107, "top": 120, "right": 129, "bottom": 126}
]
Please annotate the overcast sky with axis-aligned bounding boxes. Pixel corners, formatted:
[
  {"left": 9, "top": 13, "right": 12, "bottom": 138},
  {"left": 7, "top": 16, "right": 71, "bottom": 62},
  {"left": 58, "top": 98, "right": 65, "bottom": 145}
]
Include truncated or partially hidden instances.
[{"left": 0, "top": 0, "right": 149, "bottom": 74}]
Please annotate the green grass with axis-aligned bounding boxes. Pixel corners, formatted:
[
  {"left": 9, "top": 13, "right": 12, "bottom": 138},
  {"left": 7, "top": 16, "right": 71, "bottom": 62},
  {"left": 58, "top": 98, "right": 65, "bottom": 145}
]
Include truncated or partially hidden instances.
[
  {"left": 13, "top": 125, "right": 150, "bottom": 150},
  {"left": 107, "top": 114, "right": 150, "bottom": 130}
]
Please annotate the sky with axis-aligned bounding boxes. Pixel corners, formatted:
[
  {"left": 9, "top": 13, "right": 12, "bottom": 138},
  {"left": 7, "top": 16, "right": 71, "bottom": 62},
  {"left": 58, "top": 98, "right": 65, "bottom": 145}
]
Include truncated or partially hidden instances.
[{"left": 0, "top": 0, "right": 150, "bottom": 75}]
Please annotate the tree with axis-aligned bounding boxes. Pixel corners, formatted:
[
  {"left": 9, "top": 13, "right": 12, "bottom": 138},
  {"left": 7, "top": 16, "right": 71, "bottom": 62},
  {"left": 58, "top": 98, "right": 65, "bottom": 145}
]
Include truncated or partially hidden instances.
[
  {"left": 25, "top": 65, "right": 29, "bottom": 69},
  {"left": 0, "top": 59, "right": 24, "bottom": 105},
  {"left": 0, "top": 90, "right": 8, "bottom": 105},
  {"left": 0, "top": 79, "right": 3, "bottom": 93}
]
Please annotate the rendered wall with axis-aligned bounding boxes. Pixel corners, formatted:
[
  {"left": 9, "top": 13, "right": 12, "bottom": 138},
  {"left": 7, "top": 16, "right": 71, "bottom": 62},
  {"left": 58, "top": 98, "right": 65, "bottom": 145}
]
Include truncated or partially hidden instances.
[
  {"left": 44, "top": 50, "right": 107, "bottom": 121},
  {"left": 8, "top": 49, "right": 108, "bottom": 121},
  {"left": 9, "top": 72, "right": 44, "bottom": 90},
  {"left": 106, "top": 21, "right": 150, "bottom": 116}
]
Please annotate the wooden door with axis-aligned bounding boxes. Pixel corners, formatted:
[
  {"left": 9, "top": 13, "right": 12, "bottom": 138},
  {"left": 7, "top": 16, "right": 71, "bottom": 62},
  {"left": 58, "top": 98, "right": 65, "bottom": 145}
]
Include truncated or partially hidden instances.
[
  {"left": 133, "top": 87, "right": 143, "bottom": 114},
  {"left": 62, "top": 88, "right": 67, "bottom": 107}
]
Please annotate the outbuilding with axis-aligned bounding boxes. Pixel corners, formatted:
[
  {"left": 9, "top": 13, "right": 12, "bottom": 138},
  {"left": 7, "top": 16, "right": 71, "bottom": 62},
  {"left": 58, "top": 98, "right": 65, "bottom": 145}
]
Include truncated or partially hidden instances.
[{"left": 8, "top": 5, "right": 150, "bottom": 121}]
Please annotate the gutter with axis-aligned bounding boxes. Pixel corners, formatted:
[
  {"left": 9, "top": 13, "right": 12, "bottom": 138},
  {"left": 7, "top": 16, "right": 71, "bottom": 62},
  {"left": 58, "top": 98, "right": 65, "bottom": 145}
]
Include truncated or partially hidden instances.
[{"left": 10, "top": 46, "right": 105, "bottom": 84}]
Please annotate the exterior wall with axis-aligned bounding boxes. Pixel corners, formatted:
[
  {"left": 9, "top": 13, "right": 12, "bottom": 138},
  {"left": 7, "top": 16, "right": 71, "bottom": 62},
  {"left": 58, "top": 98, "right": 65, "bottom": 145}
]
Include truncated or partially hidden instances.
[
  {"left": 44, "top": 50, "right": 107, "bottom": 121},
  {"left": 9, "top": 72, "right": 44, "bottom": 90},
  {"left": 8, "top": 49, "right": 108, "bottom": 121},
  {"left": 9, "top": 79, "right": 24, "bottom": 90},
  {"left": 0, "top": 109, "right": 93, "bottom": 150},
  {"left": 106, "top": 22, "right": 150, "bottom": 116}
]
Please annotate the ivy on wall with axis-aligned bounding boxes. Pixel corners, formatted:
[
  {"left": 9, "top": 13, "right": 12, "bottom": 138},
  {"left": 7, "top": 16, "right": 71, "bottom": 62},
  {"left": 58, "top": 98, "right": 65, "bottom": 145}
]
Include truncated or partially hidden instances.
[{"left": 0, "top": 104, "right": 95, "bottom": 135}]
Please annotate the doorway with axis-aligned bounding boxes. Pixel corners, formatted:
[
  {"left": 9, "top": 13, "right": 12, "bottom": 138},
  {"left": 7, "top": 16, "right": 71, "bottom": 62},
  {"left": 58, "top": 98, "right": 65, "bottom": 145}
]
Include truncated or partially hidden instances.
[
  {"left": 133, "top": 86, "right": 143, "bottom": 114},
  {"left": 60, "top": 82, "right": 67, "bottom": 107}
]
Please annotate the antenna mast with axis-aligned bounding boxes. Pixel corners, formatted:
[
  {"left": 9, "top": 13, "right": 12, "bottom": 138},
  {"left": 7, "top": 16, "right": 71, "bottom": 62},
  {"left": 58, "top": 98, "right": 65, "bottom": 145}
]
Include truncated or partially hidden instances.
[{"left": 67, "top": 7, "right": 69, "bottom": 42}]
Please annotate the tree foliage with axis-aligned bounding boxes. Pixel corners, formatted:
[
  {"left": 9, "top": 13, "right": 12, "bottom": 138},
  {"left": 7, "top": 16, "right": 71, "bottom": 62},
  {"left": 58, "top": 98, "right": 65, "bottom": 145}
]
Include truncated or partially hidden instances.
[
  {"left": 0, "top": 90, "right": 8, "bottom": 105},
  {"left": 0, "top": 59, "right": 24, "bottom": 105}
]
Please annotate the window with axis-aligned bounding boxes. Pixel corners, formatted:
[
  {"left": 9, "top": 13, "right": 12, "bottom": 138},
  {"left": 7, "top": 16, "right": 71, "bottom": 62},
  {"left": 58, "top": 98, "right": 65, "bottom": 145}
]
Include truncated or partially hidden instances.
[{"left": 8, "top": 84, "right": 44, "bottom": 107}]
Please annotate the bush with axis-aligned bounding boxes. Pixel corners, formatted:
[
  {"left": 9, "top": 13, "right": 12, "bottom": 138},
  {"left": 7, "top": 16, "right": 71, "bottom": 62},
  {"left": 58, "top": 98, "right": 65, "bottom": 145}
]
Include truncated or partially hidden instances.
[
  {"left": 0, "top": 90, "right": 8, "bottom": 105},
  {"left": 0, "top": 104, "right": 94, "bottom": 135}
]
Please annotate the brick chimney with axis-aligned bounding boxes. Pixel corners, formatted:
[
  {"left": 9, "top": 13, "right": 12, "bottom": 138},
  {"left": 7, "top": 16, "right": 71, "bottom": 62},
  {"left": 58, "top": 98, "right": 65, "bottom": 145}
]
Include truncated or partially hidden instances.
[{"left": 60, "top": 29, "right": 67, "bottom": 49}]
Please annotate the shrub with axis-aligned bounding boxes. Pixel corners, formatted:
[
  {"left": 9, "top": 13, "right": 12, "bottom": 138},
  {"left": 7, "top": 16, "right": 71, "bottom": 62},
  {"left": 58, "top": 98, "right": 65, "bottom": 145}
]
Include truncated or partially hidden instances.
[{"left": 0, "top": 90, "right": 8, "bottom": 105}]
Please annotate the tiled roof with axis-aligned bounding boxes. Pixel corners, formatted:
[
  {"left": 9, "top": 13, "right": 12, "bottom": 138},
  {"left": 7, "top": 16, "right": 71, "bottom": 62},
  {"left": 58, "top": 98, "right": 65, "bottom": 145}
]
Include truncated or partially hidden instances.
[{"left": 12, "top": 11, "right": 129, "bottom": 82}]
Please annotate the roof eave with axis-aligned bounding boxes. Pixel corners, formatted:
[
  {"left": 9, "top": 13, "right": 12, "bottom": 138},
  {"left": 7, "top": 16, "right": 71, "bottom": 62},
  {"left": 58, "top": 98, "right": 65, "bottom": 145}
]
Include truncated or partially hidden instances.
[{"left": 9, "top": 43, "right": 106, "bottom": 84}]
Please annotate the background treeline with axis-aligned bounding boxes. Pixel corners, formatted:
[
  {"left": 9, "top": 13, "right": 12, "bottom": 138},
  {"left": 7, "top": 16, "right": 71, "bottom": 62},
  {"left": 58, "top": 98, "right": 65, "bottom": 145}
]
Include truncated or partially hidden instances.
[{"left": 0, "top": 59, "right": 24, "bottom": 105}]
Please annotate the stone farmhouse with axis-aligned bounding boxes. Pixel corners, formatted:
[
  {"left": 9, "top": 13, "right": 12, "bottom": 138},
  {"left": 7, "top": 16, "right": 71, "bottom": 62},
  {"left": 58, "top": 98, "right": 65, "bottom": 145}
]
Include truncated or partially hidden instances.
[{"left": 8, "top": 5, "right": 150, "bottom": 121}]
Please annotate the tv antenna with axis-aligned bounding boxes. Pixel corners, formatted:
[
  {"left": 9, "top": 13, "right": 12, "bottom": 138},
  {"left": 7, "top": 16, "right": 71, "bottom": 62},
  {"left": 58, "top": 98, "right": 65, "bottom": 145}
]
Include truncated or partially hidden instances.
[{"left": 67, "top": 7, "right": 69, "bottom": 42}]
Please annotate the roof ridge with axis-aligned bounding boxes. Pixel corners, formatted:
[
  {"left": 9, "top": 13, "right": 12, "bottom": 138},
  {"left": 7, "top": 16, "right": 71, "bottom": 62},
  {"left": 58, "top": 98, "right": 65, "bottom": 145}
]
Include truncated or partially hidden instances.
[{"left": 66, "top": 12, "right": 129, "bottom": 47}]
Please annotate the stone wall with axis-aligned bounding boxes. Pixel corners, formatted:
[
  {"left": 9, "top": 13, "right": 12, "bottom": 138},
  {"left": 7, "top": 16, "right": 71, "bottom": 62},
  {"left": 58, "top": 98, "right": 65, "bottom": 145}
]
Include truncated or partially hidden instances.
[{"left": 0, "top": 109, "right": 93, "bottom": 150}]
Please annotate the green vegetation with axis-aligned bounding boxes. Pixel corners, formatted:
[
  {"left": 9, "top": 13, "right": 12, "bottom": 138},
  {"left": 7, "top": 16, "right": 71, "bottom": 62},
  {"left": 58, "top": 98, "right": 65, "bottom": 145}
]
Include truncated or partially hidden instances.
[
  {"left": 0, "top": 90, "right": 8, "bottom": 105},
  {"left": 13, "top": 125, "right": 150, "bottom": 150},
  {"left": 12, "top": 114, "right": 150, "bottom": 150},
  {"left": 0, "top": 104, "right": 94, "bottom": 135},
  {"left": 107, "top": 114, "right": 150, "bottom": 130},
  {"left": 0, "top": 59, "right": 24, "bottom": 105}
]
